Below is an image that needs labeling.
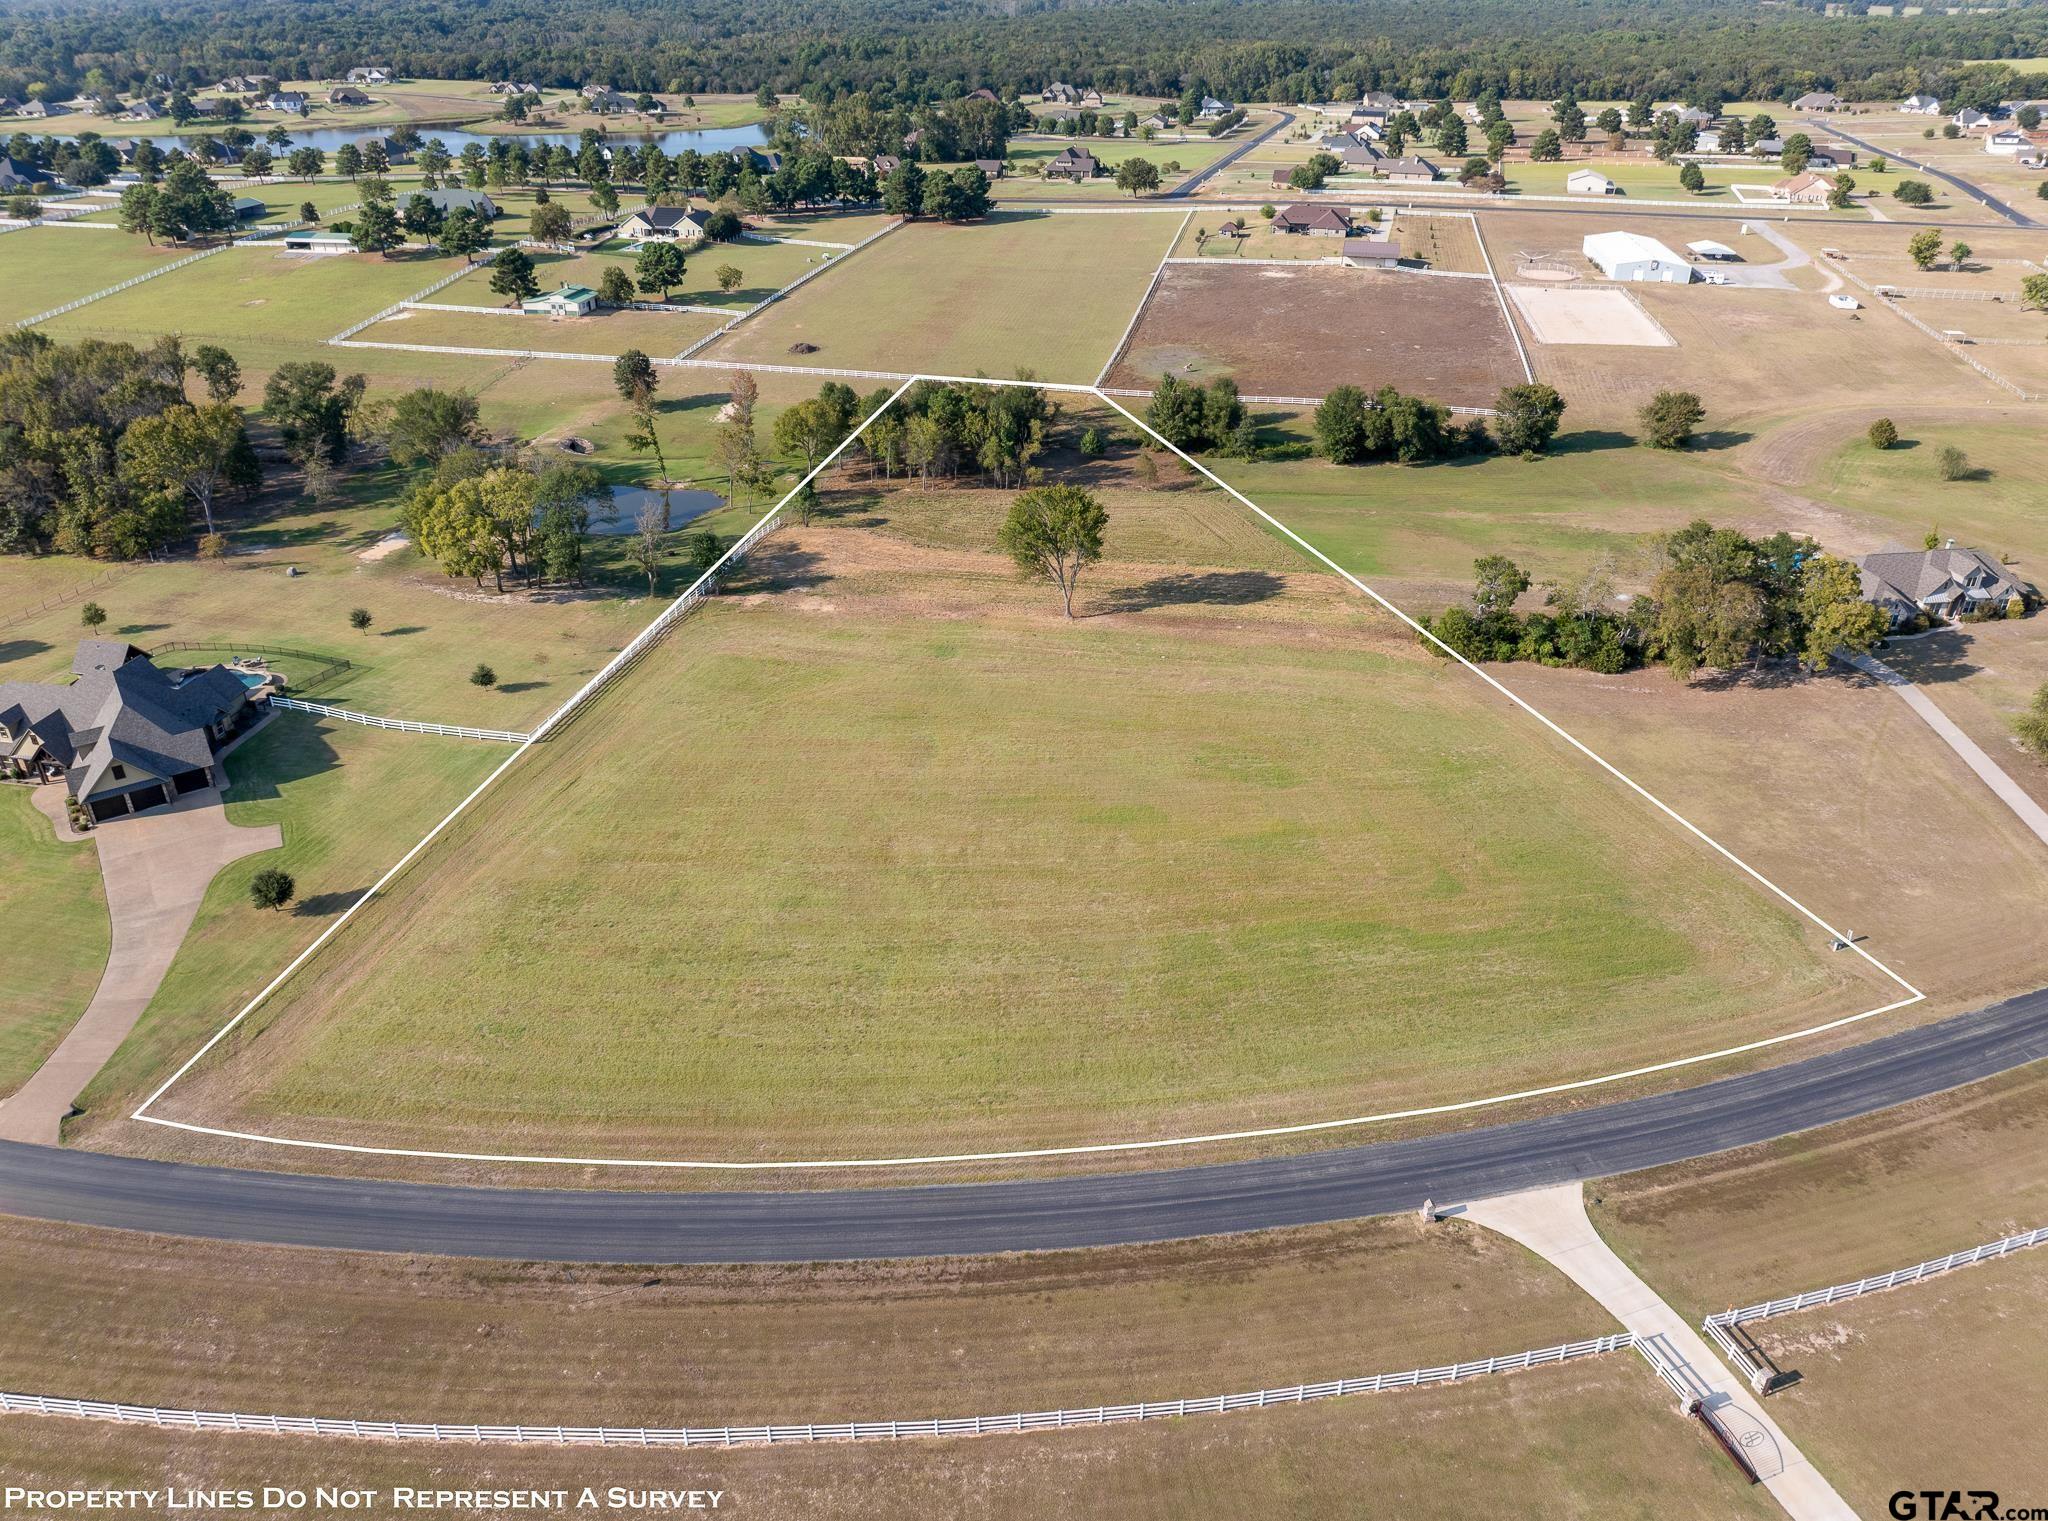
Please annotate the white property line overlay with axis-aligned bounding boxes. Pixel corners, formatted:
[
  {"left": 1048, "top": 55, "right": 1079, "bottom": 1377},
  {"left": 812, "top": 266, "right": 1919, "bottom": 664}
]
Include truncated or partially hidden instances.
[
  {"left": 0, "top": 1331, "right": 1639, "bottom": 1450},
  {"left": 132, "top": 373, "right": 1925, "bottom": 1170}
]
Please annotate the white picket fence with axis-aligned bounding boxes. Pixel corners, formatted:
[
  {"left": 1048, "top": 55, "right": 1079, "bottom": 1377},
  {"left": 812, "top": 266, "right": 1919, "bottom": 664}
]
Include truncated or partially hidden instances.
[
  {"left": 14, "top": 243, "right": 227, "bottom": 329},
  {"left": 1702, "top": 1223, "right": 2048, "bottom": 1387},
  {"left": 270, "top": 697, "right": 528, "bottom": 743},
  {"left": 0, "top": 1332, "right": 1635, "bottom": 1450},
  {"left": 329, "top": 250, "right": 503, "bottom": 343}
]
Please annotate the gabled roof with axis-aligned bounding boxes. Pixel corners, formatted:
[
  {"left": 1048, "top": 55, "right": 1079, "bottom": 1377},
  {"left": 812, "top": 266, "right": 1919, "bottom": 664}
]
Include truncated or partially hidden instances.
[
  {"left": 623, "top": 204, "right": 708, "bottom": 231},
  {"left": 1, "top": 642, "right": 244, "bottom": 799},
  {"left": 1857, "top": 546, "right": 2024, "bottom": 611},
  {"left": 1272, "top": 203, "right": 1350, "bottom": 233}
]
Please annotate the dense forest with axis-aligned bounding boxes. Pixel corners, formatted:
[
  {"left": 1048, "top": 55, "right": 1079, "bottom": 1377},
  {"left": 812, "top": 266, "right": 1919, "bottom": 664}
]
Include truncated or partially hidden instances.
[{"left": 2, "top": 0, "right": 2046, "bottom": 109}]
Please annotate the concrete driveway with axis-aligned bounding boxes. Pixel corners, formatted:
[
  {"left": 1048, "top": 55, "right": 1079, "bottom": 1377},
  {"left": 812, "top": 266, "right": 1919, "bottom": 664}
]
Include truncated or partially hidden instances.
[{"left": 0, "top": 784, "right": 281, "bottom": 1145}]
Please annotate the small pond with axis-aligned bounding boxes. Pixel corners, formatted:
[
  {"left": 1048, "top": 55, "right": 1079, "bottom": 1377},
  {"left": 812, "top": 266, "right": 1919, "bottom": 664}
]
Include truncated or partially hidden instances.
[{"left": 578, "top": 485, "right": 726, "bottom": 536}]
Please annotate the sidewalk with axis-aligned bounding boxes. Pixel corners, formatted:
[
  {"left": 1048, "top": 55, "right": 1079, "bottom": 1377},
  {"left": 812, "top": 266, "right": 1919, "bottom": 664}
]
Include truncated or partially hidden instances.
[{"left": 1459, "top": 1183, "right": 1855, "bottom": 1521}]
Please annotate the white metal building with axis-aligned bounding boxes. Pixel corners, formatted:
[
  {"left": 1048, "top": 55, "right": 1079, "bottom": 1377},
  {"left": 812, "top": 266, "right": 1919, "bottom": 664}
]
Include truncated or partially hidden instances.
[
  {"left": 1566, "top": 169, "right": 1621, "bottom": 195},
  {"left": 1582, "top": 230, "right": 1695, "bottom": 283}
]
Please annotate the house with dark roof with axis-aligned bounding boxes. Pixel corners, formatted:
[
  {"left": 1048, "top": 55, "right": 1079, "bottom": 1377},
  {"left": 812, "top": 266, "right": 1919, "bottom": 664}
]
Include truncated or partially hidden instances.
[
  {"left": 328, "top": 86, "right": 370, "bottom": 106},
  {"left": 1042, "top": 82, "right": 1079, "bottom": 104},
  {"left": 617, "top": 204, "right": 710, "bottom": 241},
  {"left": 423, "top": 188, "right": 498, "bottom": 218},
  {"left": 1792, "top": 91, "right": 1842, "bottom": 112},
  {"left": 973, "top": 158, "right": 1006, "bottom": 179},
  {"left": 0, "top": 642, "right": 264, "bottom": 822},
  {"left": 1272, "top": 203, "right": 1352, "bottom": 236},
  {"left": 1044, "top": 146, "right": 1099, "bottom": 181},
  {"left": 0, "top": 155, "right": 55, "bottom": 191},
  {"left": 1377, "top": 156, "right": 1440, "bottom": 182},
  {"left": 963, "top": 88, "right": 1000, "bottom": 104},
  {"left": 1856, "top": 545, "right": 2031, "bottom": 627},
  {"left": 1342, "top": 236, "right": 1401, "bottom": 268},
  {"left": 262, "top": 91, "right": 309, "bottom": 114}
]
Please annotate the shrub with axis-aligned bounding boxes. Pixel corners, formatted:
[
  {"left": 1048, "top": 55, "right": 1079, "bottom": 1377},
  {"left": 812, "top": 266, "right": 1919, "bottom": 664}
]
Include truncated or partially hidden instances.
[
  {"left": 2006, "top": 596, "right": 2027, "bottom": 620},
  {"left": 79, "top": 601, "right": 107, "bottom": 629},
  {"left": 249, "top": 867, "right": 296, "bottom": 911},
  {"left": 1936, "top": 444, "right": 1969, "bottom": 481},
  {"left": 1078, "top": 427, "right": 1105, "bottom": 458},
  {"left": 1637, "top": 390, "right": 1705, "bottom": 450},
  {"left": 1867, "top": 417, "right": 1898, "bottom": 450},
  {"left": 470, "top": 662, "right": 498, "bottom": 688},
  {"left": 348, "top": 606, "right": 372, "bottom": 632},
  {"left": 197, "top": 532, "right": 228, "bottom": 559}
]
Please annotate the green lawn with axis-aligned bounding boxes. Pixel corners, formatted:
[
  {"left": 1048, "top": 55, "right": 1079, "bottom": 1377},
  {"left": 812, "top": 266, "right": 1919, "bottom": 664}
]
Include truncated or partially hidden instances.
[
  {"left": 40, "top": 245, "right": 466, "bottom": 347},
  {"left": 1007, "top": 134, "right": 1236, "bottom": 184},
  {"left": 1809, "top": 420, "right": 2048, "bottom": 568},
  {"left": 439, "top": 238, "right": 830, "bottom": 309},
  {"left": 710, "top": 211, "right": 1181, "bottom": 382},
  {"left": 157, "top": 475, "right": 1868, "bottom": 1160},
  {"left": 0, "top": 787, "right": 110, "bottom": 1098},
  {"left": 75, "top": 180, "right": 368, "bottom": 225},
  {"left": 0, "top": 228, "right": 196, "bottom": 324},
  {"left": 356, "top": 303, "right": 726, "bottom": 357}
]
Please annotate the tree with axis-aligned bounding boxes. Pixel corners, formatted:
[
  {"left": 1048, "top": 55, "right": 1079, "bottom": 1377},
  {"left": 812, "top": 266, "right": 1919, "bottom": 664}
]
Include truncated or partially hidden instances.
[
  {"left": 629, "top": 502, "right": 666, "bottom": 594},
  {"left": 529, "top": 200, "right": 573, "bottom": 245},
  {"left": 191, "top": 345, "right": 241, "bottom": 403},
  {"left": 334, "top": 142, "right": 363, "bottom": 180},
  {"left": 440, "top": 206, "right": 490, "bottom": 263},
  {"left": 997, "top": 483, "right": 1107, "bottom": 619},
  {"left": 598, "top": 265, "right": 636, "bottom": 306},
  {"left": 881, "top": 158, "right": 926, "bottom": 217},
  {"left": 249, "top": 867, "right": 295, "bottom": 911},
  {"left": 1679, "top": 161, "right": 1705, "bottom": 193},
  {"left": 1314, "top": 385, "right": 1372, "bottom": 463},
  {"left": 635, "top": 240, "right": 687, "bottom": 300},
  {"left": 489, "top": 247, "right": 540, "bottom": 304},
  {"left": 1638, "top": 390, "right": 1705, "bottom": 449},
  {"left": 1907, "top": 228, "right": 1942, "bottom": 270},
  {"left": 1113, "top": 157, "right": 1160, "bottom": 196},
  {"left": 470, "top": 662, "right": 498, "bottom": 688},
  {"left": 2015, "top": 684, "right": 2048, "bottom": 760},
  {"left": 715, "top": 262, "right": 744, "bottom": 293},
  {"left": 262, "top": 361, "right": 365, "bottom": 467},
  {"left": 402, "top": 192, "right": 445, "bottom": 246},
  {"left": 1868, "top": 417, "right": 1898, "bottom": 449},
  {"left": 1936, "top": 444, "right": 1970, "bottom": 481},
  {"left": 591, "top": 181, "right": 619, "bottom": 218},
  {"left": 1949, "top": 241, "right": 1972, "bottom": 271},
  {"left": 1472, "top": 554, "right": 1531, "bottom": 618},
  {"left": 349, "top": 606, "right": 373, "bottom": 633},
  {"left": 1893, "top": 178, "right": 1934, "bottom": 206},
  {"left": 1797, "top": 553, "right": 1888, "bottom": 668},
  {"left": 1530, "top": 128, "right": 1562, "bottom": 161},
  {"left": 80, "top": 601, "right": 107, "bottom": 629},
  {"left": 2016, "top": 273, "right": 2048, "bottom": 314},
  {"left": 613, "top": 350, "right": 673, "bottom": 523},
  {"left": 383, "top": 388, "right": 480, "bottom": 466},
  {"left": 773, "top": 394, "right": 852, "bottom": 474},
  {"left": 1780, "top": 132, "right": 1812, "bottom": 174},
  {"left": 1436, "top": 114, "right": 1468, "bottom": 157},
  {"left": 117, "top": 402, "right": 254, "bottom": 536},
  {"left": 1491, "top": 383, "right": 1567, "bottom": 455},
  {"left": 349, "top": 198, "right": 403, "bottom": 257}
]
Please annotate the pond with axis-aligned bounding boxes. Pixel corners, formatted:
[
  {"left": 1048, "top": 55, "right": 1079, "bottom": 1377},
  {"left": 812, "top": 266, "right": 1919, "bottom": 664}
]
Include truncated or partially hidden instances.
[
  {"left": 581, "top": 485, "right": 727, "bottom": 536},
  {"left": 57, "top": 122, "right": 771, "bottom": 158}
]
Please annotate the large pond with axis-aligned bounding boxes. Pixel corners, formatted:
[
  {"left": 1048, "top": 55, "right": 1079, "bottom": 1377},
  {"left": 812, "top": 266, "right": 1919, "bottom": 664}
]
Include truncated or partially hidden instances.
[
  {"left": 55, "top": 123, "right": 770, "bottom": 158},
  {"left": 582, "top": 485, "right": 727, "bottom": 536}
]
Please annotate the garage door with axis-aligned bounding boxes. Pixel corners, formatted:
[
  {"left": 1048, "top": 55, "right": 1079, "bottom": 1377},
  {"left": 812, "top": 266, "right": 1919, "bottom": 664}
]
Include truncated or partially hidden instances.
[
  {"left": 125, "top": 783, "right": 170, "bottom": 814},
  {"left": 89, "top": 795, "right": 128, "bottom": 823},
  {"left": 172, "top": 767, "right": 211, "bottom": 794}
]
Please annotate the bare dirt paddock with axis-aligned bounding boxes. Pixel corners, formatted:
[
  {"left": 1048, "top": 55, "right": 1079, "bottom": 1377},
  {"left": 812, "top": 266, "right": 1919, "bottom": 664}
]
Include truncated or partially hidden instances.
[
  {"left": 1105, "top": 263, "right": 1527, "bottom": 408},
  {"left": 1506, "top": 285, "right": 1675, "bottom": 347}
]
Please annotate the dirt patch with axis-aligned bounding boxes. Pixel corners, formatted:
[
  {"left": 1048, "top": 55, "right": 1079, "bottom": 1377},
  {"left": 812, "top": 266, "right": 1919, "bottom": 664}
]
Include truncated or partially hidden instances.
[
  {"left": 1507, "top": 285, "right": 1675, "bottom": 347},
  {"left": 1105, "top": 263, "right": 1525, "bottom": 407},
  {"left": 355, "top": 533, "right": 410, "bottom": 563}
]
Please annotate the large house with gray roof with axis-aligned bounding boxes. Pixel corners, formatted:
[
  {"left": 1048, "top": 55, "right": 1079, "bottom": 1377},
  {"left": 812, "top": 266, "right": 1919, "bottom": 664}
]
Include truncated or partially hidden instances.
[
  {"left": 0, "top": 641, "right": 265, "bottom": 822},
  {"left": 1856, "top": 544, "right": 2031, "bottom": 627}
]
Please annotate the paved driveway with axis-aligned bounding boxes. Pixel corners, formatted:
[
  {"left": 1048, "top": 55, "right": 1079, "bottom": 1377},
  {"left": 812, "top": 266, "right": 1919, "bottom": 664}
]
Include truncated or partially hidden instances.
[{"left": 0, "top": 784, "right": 281, "bottom": 1145}]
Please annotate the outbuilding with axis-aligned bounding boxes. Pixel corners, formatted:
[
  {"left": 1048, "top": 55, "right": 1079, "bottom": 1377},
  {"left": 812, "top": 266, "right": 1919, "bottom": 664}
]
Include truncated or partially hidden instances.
[
  {"left": 1582, "top": 230, "right": 1694, "bottom": 282},
  {"left": 1566, "top": 169, "right": 1622, "bottom": 195},
  {"left": 522, "top": 283, "right": 599, "bottom": 316}
]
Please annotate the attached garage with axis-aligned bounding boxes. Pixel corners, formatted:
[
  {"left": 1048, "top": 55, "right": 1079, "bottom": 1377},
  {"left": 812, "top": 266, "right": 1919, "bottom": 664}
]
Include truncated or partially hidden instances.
[
  {"left": 88, "top": 795, "right": 128, "bottom": 824},
  {"left": 124, "top": 782, "right": 170, "bottom": 814},
  {"left": 172, "top": 766, "right": 212, "bottom": 794}
]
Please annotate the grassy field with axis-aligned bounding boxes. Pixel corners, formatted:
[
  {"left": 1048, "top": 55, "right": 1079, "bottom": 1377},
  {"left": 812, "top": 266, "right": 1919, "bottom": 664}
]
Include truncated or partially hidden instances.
[
  {"left": 73, "top": 179, "right": 368, "bottom": 225},
  {"left": 40, "top": 245, "right": 467, "bottom": 347},
  {"left": 1591, "top": 1064, "right": 2048, "bottom": 1321},
  {"left": 438, "top": 237, "right": 831, "bottom": 308},
  {"left": 1748, "top": 1250, "right": 2048, "bottom": 1519},
  {"left": 1808, "top": 417, "right": 2048, "bottom": 567},
  {"left": 0, "top": 787, "right": 109, "bottom": 1099},
  {"left": 0, "top": 1212, "right": 1599, "bottom": 1424},
  {"left": 1882, "top": 618, "right": 2048, "bottom": 817},
  {"left": 708, "top": 212, "right": 1180, "bottom": 381},
  {"left": 0, "top": 1350, "right": 1775, "bottom": 1521},
  {"left": 1007, "top": 134, "right": 1236, "bottom": 186},
  {"left": 355, "top": 303, "right": 727, "bottom": 356},
  {"left": 0, "top": 228, "right": 196, "bottom": 323},
  {"left": 147, "top": 453, "right": 1875, "bottom": 1161},
  {"left": 70, "top": 713, "right": 503, "bottom": 1132}
]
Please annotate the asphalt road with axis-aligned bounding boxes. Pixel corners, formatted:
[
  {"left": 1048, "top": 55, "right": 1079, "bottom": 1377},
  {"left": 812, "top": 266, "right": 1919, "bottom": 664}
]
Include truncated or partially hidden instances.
[
  {"left": 2, "top": 989, "right": 2044, "bottom": 1264},
  {"left": 1167, "top": 107, "right": 1293, "bottom": 197},
  {"left": 1812, "top": 117, "right": 2038, "bottom": 228}
]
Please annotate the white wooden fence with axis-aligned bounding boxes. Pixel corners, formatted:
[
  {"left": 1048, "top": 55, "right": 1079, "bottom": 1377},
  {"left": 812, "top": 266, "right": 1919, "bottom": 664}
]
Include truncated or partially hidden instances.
[
  {"left": 270, "top": 697, "right": 529, "bottom": 743},
  {"left": 0, "top": 1332, "right": 1635, "bottom": 1449},
  {"left": 1702, "top": 1223, "right": 2048, "bottom": 1387},
  {"left": 14, "top": 243, "right": 227, "bottom": 329}
]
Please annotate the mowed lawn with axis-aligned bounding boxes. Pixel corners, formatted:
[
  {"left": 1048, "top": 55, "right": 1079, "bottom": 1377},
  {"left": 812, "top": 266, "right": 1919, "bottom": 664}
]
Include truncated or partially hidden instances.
[
  {"left": 0, "top": 228, "right": 197, "bottom": 324},
  {"left": 354, "top": 304, "right": 727, "bottom": 357},
  {"left": 0, "top": 787, "right": 110, "bottom": 1099},
  {"left": 39, "top": 246, "right": 466, "bottom": 347},
  {"left": 166, "top": 502, "right": 1867, "bottom": 1160},
  {"left": 439, "top": 238, "right": 831, "bottom": 310},
  {"left": 710, "top": 212, "right": 1180, "bottom": 381}
]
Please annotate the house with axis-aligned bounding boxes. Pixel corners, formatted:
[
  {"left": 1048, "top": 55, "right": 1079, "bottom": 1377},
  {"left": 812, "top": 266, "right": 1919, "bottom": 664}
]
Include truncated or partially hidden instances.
[
  {"left": 1804, "top": 146, "right": 1855, "bottom": 170},
  {"left": 1081, "top": 89, "right": 1105, "bottom": 108},
  {"left": 1196, "top": 95, "right": 1232, "bottom": 121},
  {"left": 14, "top": 99, "right": 51, "bottom": 119},
  {"left": 963, "top": 87, "right": 999, "bottom": 104},
  {"left": 1856, "top": 544, "right": 2029, "bottom": 626},
  {"left": 0, "top": 155, "right": 56, "bottom": 192},
  {"left": 231, "top": 196, "right": 266, "bottom": 219},
  {"left": 346, "top": 67, "right": 392, "bottom": 86},
  {"left": 424, "top": 188, "right": 498, "bottom": 218},
  {"left": 123, "top": 98, "right": 167, "bottom": 120},
  {"left": 1952, "top": 107, "right": 1991, "bottom": 130},
  {"left": 1340, "top": 141, "right": 1385, "bottom": 169},
  {"left": 585, "top": 89, "right": 635, "bottom": 115},
  {"left": 1044, "top": 146, "right": 1099, "bottom": 181},
  {"left": 1140, "top": 113, "right": 1173, "bottom": 132},
  {"left": 490, "top": 82, "right": 542, "bottom": 96},
  {"left": 1792, "top": 91, "right": 1842, "bottom": 112},
  {"left": 0, "top": 97, "right": 25, "bottom": 116},
  {"left": 1986, "top": 129, "right": 2029, "bottom": 155},
  {"left": 1676, "top": 106, "right": 1717, "bottom": 127},
  {"left": 1042, "top": 82, "right": 1079, "bottom": 104},
  {"left": 216, "top": 75, "right": 264, "bottom": 94},
  {"left": 973, "top": 157, "right": 1006, "bottom": 179},
  {"left": 522, "top": 283, "right": 599, "bottom": 317},
  {"left": 1377, "top": 156, "right": 1439, "bottom": 183},
  {"left": 328, "top": 86, "right": 370, "bottom": 106},
  {"left": 262, "top": 91, "right": 308, "bottom": 114},
  {"left": 1272, "top": 202, "right": 1351, "bottom": 236},
  {"left": 873, "top": 154, "right": 902, "bottom": 176},
  {"left": 1360, "top": 90, "right": 1400, "bottom": 112},
  {"left": 729, "top": 145, "right": 781, "bottom": 175},
  {"left": 1901, "top": 93, "right": 1941, "bottom": 114},
  {"left": 1695, "top": 129, "right": 1726, "bottom": 152},
  {"left": 1567, "top": 168, "right": 1622, "bottom": 195},
  {"left": 1583, "top": 230, "right": 1694, "bottom": 282},
  {"left": 616, "top": 204, "right": 709, "bottom": 241},
  {"left": 1341, "top": 235, "right": 1400, "bottom": 268},
  {"left": 0, "top": 641, "right": 262, "bottom": 821},
  {"left": 1772, "top": 170, "right": 1839, "bottom": 204}
]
